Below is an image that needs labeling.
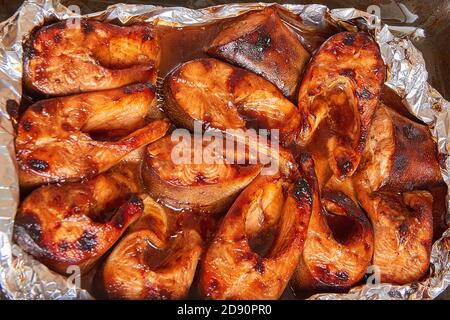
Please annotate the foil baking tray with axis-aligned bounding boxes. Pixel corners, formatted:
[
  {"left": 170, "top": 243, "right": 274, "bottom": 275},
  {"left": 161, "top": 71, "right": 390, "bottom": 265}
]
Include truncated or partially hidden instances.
[{"left": 0, "top": 0, "right": 448, "bottom": 300}]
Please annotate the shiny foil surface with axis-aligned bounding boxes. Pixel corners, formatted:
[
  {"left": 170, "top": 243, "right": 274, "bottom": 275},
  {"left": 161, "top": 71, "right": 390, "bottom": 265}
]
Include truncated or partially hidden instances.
[{"left": 0, "top": 0, "right": 448, "bottom": 300}]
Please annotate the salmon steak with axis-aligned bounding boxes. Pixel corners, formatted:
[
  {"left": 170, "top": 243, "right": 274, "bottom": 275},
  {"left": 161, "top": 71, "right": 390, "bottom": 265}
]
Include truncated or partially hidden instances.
[{"left": 24, "top": 20, "right": 160, "bottom": 96}]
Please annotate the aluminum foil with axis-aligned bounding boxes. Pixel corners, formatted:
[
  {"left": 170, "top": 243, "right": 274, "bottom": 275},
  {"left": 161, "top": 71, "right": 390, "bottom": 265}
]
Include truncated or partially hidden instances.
[{"left": 0, "top": 0, "right": 448, "bottom": 300}]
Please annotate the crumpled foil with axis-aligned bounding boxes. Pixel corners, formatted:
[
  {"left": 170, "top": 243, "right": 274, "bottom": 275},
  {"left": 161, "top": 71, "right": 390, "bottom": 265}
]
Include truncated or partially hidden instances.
[{"left": 0, "top": 0, "right": 448, "bottom": 300}]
